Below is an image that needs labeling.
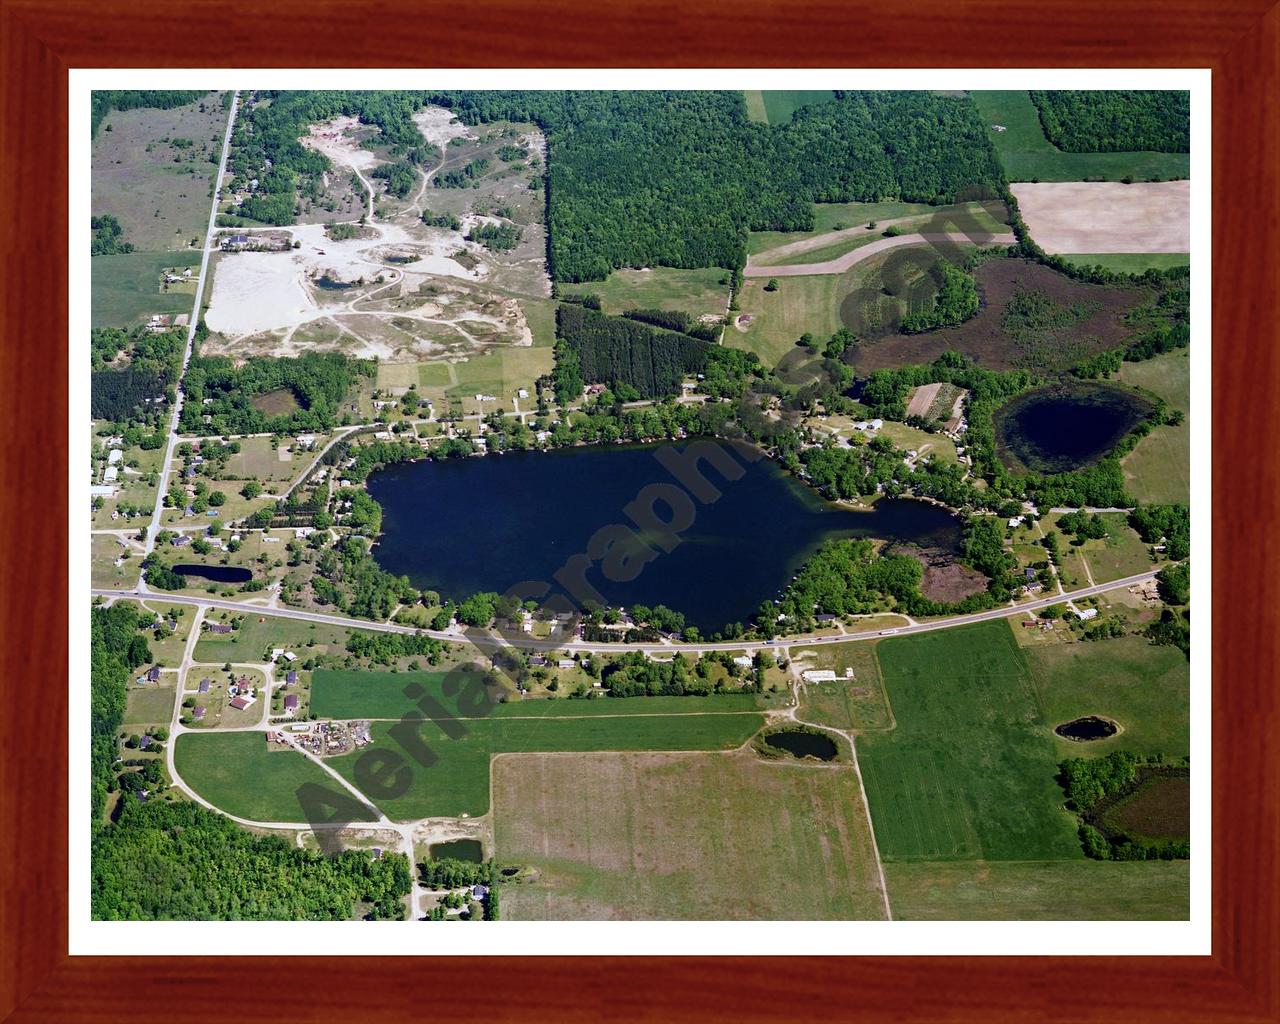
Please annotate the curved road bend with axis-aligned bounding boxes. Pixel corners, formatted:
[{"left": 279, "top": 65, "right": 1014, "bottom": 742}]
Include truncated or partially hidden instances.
[{"left": 94, "top": 570, "right": 1157, "bottom": 656}]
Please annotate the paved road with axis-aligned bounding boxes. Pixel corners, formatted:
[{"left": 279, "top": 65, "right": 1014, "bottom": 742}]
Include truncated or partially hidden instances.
[
  {"left": 743, "top": 231, "right": 1015, "bottom": 278},
  {"left": 140, "top": 92, "right": 240, "bottom": 576},
  {"left": 93, "top": 570, "right": 1157, "bottom": 655}
]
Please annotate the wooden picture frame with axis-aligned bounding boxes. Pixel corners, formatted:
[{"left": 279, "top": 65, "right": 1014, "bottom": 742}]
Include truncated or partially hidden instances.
[{"left": 2, "top": 0, "right": 1275, "bottom": 1019}]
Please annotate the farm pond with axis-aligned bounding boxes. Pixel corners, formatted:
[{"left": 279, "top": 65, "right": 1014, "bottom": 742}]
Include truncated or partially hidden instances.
[
  {"left": 366, "top": 440, "right": 964, "bottom": 633},
  {"left": 172, "top": 564, "right": 253, "bottom": 584}
]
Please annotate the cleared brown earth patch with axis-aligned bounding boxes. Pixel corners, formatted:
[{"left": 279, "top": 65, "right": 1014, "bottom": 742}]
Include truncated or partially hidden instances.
[
  {"left": 895, "top": 545, "right": 989, "bottom": 603},
  {"left": 249, "top": 388, "right": 300, "bottom": 416},
  {"left": 1100, "top": 772, "right": 1190, "bottom": 842},
  {"left": 849, "top": 259, "right": 1151, "bottom": 374},
  {"left": 493, "top": 750, "right": 888, "bottom": 920},
  {"left": 1009, "top": 181, "right": 1190, "bottom": 255}
]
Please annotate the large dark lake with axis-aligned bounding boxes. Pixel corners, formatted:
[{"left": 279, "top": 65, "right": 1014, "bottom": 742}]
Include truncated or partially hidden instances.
[
  {"left": 366, "top": 441, "right": 962, "bottom": 633},
  {"left": 994, "top": 383, "right": 1154, "bottom": 474}
]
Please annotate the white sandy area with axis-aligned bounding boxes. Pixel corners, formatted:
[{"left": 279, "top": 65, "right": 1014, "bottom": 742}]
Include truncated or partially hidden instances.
[
  {"left": 300, "top": 115, "right": 380, "bottom": 173},
  {"left": 413, "top": 106, "right": 474, "bottom": 150},
  {"left": 1009, "top": 181, "right": 1190, "bottom": 254}
]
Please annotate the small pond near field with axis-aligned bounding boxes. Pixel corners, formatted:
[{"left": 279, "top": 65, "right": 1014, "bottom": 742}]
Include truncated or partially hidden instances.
[
  {"left": 366, "top": 441, "right": 965, "bottom": 633},
  {"left": 763, "top": 730, "right": 839, "bottom": 762},
  {"left": 1054, "top": 716, "right": 1119, "bottom": 741},
  {"left": 173, "top": 564, "right": 252, "bottom": 584},
  {"left": 429, "top": 839, "right": 484, "bottom": 862},
  {"left": 994, "top": 383, "right": 1155, "bottom": 474}
]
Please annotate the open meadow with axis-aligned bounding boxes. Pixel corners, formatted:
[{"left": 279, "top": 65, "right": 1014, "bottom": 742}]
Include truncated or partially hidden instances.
[
  {"left": 970, "top": 91, "right": 1191, "bottom": 182},
  {"left": 92, "top": 91, "right": 227, "bottom": 251},
  {"left": 582, "top": 266, "right": 730, "bottom": 321},
  {"left": 742, "top": 89, "right": 837, "bottom": 125},
  {"left": 91, "top": 250, "right": 202, "bottom": 328},
  {"left": 1119, "top": 349, "right": 1191, "bottom": 504},
  {"left": 495, "top": 749, "right": 888, "bottom": 919},
  {"left": 1027, "top": 635, "right": 1190, "bottom": 759}
]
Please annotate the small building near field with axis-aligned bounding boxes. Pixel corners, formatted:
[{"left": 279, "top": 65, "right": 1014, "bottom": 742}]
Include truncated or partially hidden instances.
[
  {"left": 283, "top": 694, "right": 300, "bottom": 714},
  {"left": 802, "top": 669, "right": 837, "bottom": 683},
  {"left": 732, "top": 656, "right": 753, "bottom": 669},
  {"left": 1075, "top": 608, "right": 1099, "bottom": 621},
  {"left": 286, "top": 670, "right": 298, "bottom": 685},
  {"left": 197, "top": 678, "right": 211, "bottom": 693},
  {"left": 557, "top": 659, "right": 575, "bottom": 670}
]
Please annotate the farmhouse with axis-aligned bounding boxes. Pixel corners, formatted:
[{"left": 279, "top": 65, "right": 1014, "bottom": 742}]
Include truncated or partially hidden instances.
[
  {"left": 283, "top": 694, "right": 300, "bottom": 715},
  {"left": 286, "top": 670, "right": 298, "bottom": 685},
  {"left": 197, "top": 678, "right": 211, "bottom": 693},
  {"left": 732, "top": 656, "right": 753, "bottom": 669},
  {"left": 206, "top": 623, "right": 233, "bottom": 634}
]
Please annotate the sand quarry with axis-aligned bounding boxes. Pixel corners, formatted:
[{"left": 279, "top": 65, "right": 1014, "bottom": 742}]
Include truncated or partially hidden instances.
[
  {"left": 1009, "top": 181, "right": 1190, "bottom": 254},
  {"left": 203, "top": 220, "right": 532, "bottom": 361}
]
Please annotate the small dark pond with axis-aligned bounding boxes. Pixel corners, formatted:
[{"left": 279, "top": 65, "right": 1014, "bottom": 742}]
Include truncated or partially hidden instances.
[
  {"left": 173, "top": 564, "right": 253, "bottom": 584},
  {"left": 994, "top": 383, "right": 1154, "bottom": 474},
  {"left": 315, "top": 275, "right": 354, "bottom": 291},
  {"left": 429, "top": 838, "right": 484, "bottom": 862},
  {"left": 366, "top": 441, "right": 965, "bottom": 633},
  {"left": 763, "top": 730, "right": 839, "bottom": 762},
  {"left": 1055, "top": 716, "right": 1118, "bottom": 741}
]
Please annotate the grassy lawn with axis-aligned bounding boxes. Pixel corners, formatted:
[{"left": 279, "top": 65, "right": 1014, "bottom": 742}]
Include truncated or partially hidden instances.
[
  {"left": 193, "top": 610, "right": 350, "bottom": 663},
  {"left": 1119, "top": 349, "right": 1191, "bottom": 504},
  {"left": 496, "top": 749, "right": 888, "bottom": 920},
  {"left": 795, "top": 640, "right": 893, "bottom": 731},
  {"left": 435, "top": 347, "right": 554, "bottom": 407},
  {"left": 759, "top": 90, "right": 837, "bottom": 125},
  {"left": 857, "top": 619, "right": 1082, "bottom": 862},
  {"left": 124, "top": 686, "right": 176, "bottom": 727},
  {"left": 311, "top": 668, "right": 772, "bottom": 720},
  {"left": 730, "top": 273, "right": 846, "bottom": 366},
  {"left": 91, "top": 534, "right": 142, "bottom": 589},
  {"left": 874, "top": 421, "right": 959, "bottom": 465},
  {"left": 174, "top": 731, "right": 377, "bottom": 823},
  {"left": 583, "top": 266, "right": 729, "bottom": 321},
  {"left": 970, "top": 91, "right": 1190, "bottom": 183},
  {"left": 328, "top": 710, "right": 765, "bottom": 820},
  {"left": 753, "top": 203, "right": 1009, "bottom": 267},
  {"left": 1059, "top": 513, "right": 1158, "bottom": 585},
  {"left": 91, "top": 250, "right": 202, "bottom": 328},
  {"left": 1061, "top": 253, "right": 1190, "bottom": 274},
  {"left": 1027, "top": 635, "right": 1189, "bottom": 759},
  {"left": 885, "top": 859, "right": 1189, "bottom": 920}
]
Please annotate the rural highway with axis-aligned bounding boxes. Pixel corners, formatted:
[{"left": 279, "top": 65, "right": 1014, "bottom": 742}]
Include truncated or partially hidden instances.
[
  {"left": 743, "top": 230, "right": 1015, "bottom": 278},
  {"left": 140, "top": 91, "right": 240, "bottom": 574},
  {"left": 92, "top": 570, "right": 1158, "bottom": 656}
]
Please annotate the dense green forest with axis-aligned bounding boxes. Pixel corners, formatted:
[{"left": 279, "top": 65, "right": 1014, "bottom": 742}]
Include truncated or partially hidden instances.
[
  {"left": 555, "top": 303, "right": 715, "bottom": 400},
  {"left": 93, "top": 800, "right": 412, "bottom": 919},
  {"left": 91, "top": 326, "right": 185, "bottom": 425},
  {"left": 228, "top": 89, "right": 1004, "bottom": 280},
  {"left": 91, "top": 90, "right": 208, "bottom": 136},
  {"left": 90, "top": 214, "right": 134, "bottom": 256},
  {"left": 1030, "top": 91, "right": 1190, "bottom": 154},
  {"left": 179, "top": 351, "right": 373, "bottom": 434}
]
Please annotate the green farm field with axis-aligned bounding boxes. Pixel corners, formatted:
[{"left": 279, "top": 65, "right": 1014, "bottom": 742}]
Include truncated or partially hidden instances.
[
  {"left": 328, "top": 710, "right": 765, "bottom": 820},
  {"left": 1027, "top": 635, "right": 1190, "bottom": 759},
  {"left": 584, "top": 266, "right": 729, "bottom": 321},
  {"left": 496, "top": 749, "right": 888, "bottom": 920},
  {"left": 1120, "top": 349, "right": 1191, "bottom": 504},
  {"left": 857, "top": 619, "right": 1082, "bottom": 863},
  {"left": 885, "top": 859, "right": 1189, "bottom": 920},
  {"left": 311, "top": 668, "right": 773, "bottom": 720},
  {"left": 971, "top": 91, "right": 1190, "bottom": 183},
  {"left": 92, "top": 250, "right": 201, "bottom": 328},
  {"left": 174, "top": 731, "right": 378, "bottom": 823},
  {"left": 795, "top": 640, "right": 893, "bottom": 731},
  {"left": 1061, "top": 253, "right": 1190, "bottom": 274}
]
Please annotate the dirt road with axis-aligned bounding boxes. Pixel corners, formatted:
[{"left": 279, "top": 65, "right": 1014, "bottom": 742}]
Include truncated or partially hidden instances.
[{"left": 744, "top": 231, "right": 1015, "bottom": 278}]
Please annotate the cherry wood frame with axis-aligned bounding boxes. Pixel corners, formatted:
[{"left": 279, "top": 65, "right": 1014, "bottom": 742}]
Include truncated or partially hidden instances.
[{"left": 2, "top": 1, "right": 1276, "bottom": 1020}]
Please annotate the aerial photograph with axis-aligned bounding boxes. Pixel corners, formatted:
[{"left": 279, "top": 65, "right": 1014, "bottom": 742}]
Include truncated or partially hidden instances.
[{"left": 87, "top": 87, "right": 1192, "bottom": 922}]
